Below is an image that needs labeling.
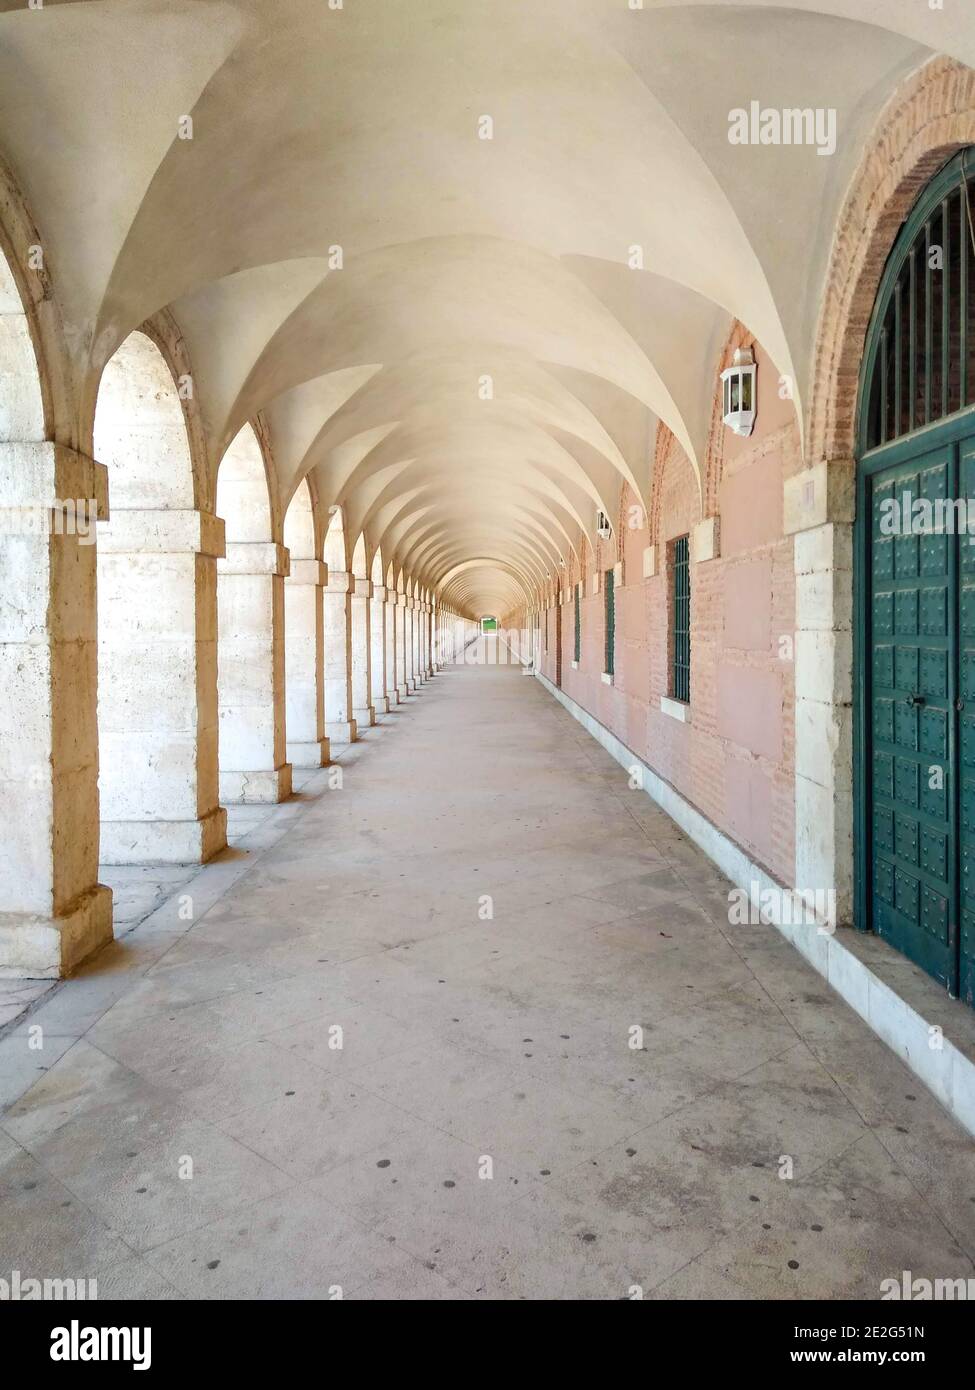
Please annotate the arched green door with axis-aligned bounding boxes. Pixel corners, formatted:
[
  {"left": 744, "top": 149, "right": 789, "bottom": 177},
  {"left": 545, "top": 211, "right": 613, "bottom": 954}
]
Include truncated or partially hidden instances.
[{"left": 856, "top": 148, "right": 975, "bottom": 1004}]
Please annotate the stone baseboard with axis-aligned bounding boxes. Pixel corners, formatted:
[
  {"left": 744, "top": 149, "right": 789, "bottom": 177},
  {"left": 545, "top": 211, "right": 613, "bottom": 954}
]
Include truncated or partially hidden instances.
[
  {"left": 219, "top": 765, "right": 293, "bottom": 804},
  {"left": 0, "top": 884, "right": 114, "bottom": 980},
  {"left": 99, "top": 807, "right": 228, "bottom": 865},
  {"left": 287, "top": 738, "right": 330, "bottom": 768},
  {"left": 325, "top": 720, "right": 357, "bottom": 745}
]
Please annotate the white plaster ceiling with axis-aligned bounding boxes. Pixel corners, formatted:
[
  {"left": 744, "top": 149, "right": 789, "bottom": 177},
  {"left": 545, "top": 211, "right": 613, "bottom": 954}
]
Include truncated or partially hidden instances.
[{"left": 0, "top": 0, "right": 966, "bottom": 613}]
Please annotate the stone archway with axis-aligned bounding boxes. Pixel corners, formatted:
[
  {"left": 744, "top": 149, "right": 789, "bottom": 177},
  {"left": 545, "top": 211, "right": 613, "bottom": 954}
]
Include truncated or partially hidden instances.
[
  {"left": 0, "top": 203, "right": 111, "bottom": 975},
  {"left": 322, "top": 506, "right": 356, "bottom": 744},
  {"left": 94, "top": 328, "right": 226, "bottom": 864},
  {"left": 808, "top": 57, "right": 975, "bottom": 467},
  {"left": 216, "top": 423, "right": 292, "bottom": 802},
  {"left": 370, "top": 546, "right": 391, "bottom": 715},
  {"left": 349, "top": 532, "right": 375, "bottom": 729},
  {"left": 283, "top": 479, "right": 328, "bottom": 769}
]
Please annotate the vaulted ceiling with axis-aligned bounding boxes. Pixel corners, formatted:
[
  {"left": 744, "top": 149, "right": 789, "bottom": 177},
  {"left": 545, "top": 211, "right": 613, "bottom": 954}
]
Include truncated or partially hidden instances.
[{"left": 1, "top": 0, "right": 970, "bottom": 615}]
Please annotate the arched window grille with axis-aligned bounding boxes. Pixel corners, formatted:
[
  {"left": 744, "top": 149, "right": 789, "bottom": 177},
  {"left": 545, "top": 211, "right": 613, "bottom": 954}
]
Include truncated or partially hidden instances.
[{"left": 862, "top": 148, "right": 975, "bottom": 453}]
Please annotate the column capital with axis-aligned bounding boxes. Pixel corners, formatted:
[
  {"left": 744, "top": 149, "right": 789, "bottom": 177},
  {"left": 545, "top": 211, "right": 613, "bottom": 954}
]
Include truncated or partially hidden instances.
[
  {"left": 0, "top": 441, "right": 109, "bottom": 523},
  {"left": 326, "top": 569, "right": 353, "bottom": 593},
  {"left": 353, "top": 577, "right": 373, "bottom": 598},
  {"left": 287, "top": 558, "right": 327, "bottom": 586},
  {"left": 372, "top": 584, "right": 387, "bottom": 602},
  {"left": 218, "top": 540, "right": 290, "bottom": 577},
  {"left": 96, "top": 508, "right": 226, "bottom": 558}
]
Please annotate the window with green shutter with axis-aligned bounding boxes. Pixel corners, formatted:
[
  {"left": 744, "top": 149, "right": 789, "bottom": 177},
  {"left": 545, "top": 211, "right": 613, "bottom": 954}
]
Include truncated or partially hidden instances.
[
  {"left": 604, "top": 568, "right": 615, "bottom": 676},
  {"left": 573, "top": 584, "right": 581, "bottom": 662},
  {"left": 671, "top": 536, "right": 690, "bottom": 701}
]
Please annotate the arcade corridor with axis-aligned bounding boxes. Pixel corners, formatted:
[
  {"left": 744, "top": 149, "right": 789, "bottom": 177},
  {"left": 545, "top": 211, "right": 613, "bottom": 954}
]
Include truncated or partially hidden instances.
[
  {"left": 2, "top": 0, "right": 975, "bottom": 1314},
  {"left": 1, "top": 653, "right": 972, "bottom": 1300}
]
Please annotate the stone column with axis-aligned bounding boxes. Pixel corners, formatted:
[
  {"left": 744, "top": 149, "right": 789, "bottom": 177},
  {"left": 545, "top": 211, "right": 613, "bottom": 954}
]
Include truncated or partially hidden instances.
[
  {"left": 424, "top": 602, "right": 434, "bottom": 677},
  {"left": 785, "top": 459, "right": 854, "bottom": 928},
  {"left": 370, "top": 583, "right": 390, "bottom": 714},
  {"left": 417, "top": 601, "right": 427, "bottom": 680},
  {"left": 384, "top": 586, "right": 400, "bottom": 705},
  {"left": 97, "top": 506, "right": 227, "bottom": 863},
  {"left": 417, "top": 601, "right": 427, "bottom": 685},
  {"left": 0, "top": 443, "right": 113, "bottom": 977},
  {"left": 350, "top": 575, "right": 375, "bottom": 728},
  {"left": 414, "top": 597, "right": 425, "bottom": 683},
  {"left": 405, "top": 598, "right": 417, "bottom": 691},
  {"left": 217, "top": 540, "right": 292, "bottom": 802},
  {"left": 285, "top": 558, "right": 329, "bottom": 768},
  {"left": 324, "top": 569, "right": 357, "bottom": 743},
  {"left": 394, "top": 592, "right": 408, "bottom": 701}
]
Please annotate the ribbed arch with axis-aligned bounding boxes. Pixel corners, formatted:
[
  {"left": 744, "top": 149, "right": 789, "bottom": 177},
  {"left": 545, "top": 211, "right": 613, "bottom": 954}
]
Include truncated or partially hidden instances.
[{"left": 2, "top": 6, "right": 972, "bottom": 614}]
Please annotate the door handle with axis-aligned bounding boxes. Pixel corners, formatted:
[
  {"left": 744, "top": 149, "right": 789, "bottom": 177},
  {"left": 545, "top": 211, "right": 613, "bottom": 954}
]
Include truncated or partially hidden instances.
[{"left": 905, "top": 693, "right": 926, "bottom": 707}]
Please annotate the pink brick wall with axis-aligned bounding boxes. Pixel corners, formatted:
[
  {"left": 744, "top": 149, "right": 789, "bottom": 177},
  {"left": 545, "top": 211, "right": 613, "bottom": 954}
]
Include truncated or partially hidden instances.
[{"left": 511, "top": 333, "right": 800, "bottom": 888}]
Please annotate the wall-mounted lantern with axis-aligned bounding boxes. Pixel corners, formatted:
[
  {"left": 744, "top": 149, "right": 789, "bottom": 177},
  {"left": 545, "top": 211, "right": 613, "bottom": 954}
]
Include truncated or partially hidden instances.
[{"left": 720, "top": 347, "right": 756, "bottom": 437}]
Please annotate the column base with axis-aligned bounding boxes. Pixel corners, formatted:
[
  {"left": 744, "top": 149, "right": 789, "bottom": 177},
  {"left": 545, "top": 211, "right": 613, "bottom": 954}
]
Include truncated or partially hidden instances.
[
  {"left": 373, "top": 695, "right": 390, "bottom": 715},
  {"left": 325, "top": 719, "right": 358, "bottom": 744},
  {"left": 0, "top": 884, "right": 114, "bottom": 980},
  {"left": 287, "top": 737, "right": 331, "bottom": 768},
  {"left": 99, "top": 807, "right": 228, "bottom": 866},
  {"left": 353, "top": 705, "right": 376, "bottom": 727},
  {"left": 219, "top": 764, "right": 293, "bottom": 804},
  {"left": 396, "top": 685, "right": 408, "bottom": 701}
]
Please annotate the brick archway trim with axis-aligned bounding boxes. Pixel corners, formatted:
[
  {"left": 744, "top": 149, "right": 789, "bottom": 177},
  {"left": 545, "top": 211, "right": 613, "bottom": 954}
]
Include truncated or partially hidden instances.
[{"left": 807, "top": 56, "right": 975, "bottom": 466}]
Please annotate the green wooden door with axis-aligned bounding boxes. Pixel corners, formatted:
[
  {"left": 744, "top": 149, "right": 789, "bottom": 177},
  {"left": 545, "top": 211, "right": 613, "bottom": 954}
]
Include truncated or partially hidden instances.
[
  {"left": 958, "top": 435, "right": 975, "bottom": 1003},
  {"left": 866, "top": 426, "right": 975, "bottom": 1001},
  {"left": 857, "top": 148, "right": 975, "bottom": 1004},
  {"left": 868, "top": 443, "right": 955, "bottom": 990}
]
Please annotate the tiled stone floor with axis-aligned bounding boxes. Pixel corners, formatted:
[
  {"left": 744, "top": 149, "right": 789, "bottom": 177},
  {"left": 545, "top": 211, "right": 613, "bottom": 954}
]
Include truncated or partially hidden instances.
[
  {"left": 1, "top": 647, "right": 974, "bottom": 1299},
  {"left": 0, "top": 781, "right": 313, "bottom": 1035}
]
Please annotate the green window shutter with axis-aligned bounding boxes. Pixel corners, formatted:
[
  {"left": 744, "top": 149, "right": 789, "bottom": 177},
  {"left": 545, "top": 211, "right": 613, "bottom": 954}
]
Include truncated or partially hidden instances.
[
  {"left": 672, "top": 536, "right": 690, "bottom": 701},
  {"left": 574, "top": 585, "right": 581, "bottom": 662},
  {"left": 604, "top": 568, "right": 615, "bottom": 676}
]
